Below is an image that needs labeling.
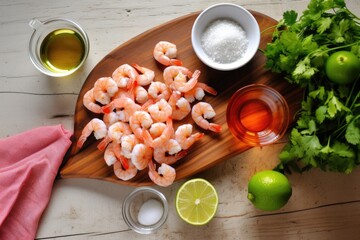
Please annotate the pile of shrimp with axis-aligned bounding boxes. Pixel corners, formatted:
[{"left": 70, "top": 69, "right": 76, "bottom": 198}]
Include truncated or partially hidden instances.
[{"left": 77, "top": 41, "right": 222, "bottom": 187}]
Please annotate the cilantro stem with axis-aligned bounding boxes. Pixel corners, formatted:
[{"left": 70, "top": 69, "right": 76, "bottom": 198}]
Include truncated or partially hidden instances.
[
  {"left": 346, "top": 74, "right": 360, "bottom": 108},
  {"left": 308, "top": 41, "right": 360, "bottom": 58},
  {"left": 260, "top": 24, "right": 277, "bottom": 35}
]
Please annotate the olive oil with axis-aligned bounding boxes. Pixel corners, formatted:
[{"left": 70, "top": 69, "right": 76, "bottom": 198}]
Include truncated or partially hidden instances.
[{"left": 40, "top": 29, "right": 85, "bottom": 72}]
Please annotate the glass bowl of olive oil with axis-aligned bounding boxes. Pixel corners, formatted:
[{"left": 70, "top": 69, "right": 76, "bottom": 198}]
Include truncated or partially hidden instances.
[{"left": 28, "top": 18, "right": 89, "bottom": 77}]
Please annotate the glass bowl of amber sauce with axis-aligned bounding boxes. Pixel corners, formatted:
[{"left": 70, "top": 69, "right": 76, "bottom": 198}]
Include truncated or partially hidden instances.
[{"left": 226, "top": 84, "right": 289, "bottom": 146}]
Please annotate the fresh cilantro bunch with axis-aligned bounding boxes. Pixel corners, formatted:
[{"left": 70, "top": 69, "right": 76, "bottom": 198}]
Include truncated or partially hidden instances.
[{"left": 264, "top": 0, "right": 360, "bottom": 173}]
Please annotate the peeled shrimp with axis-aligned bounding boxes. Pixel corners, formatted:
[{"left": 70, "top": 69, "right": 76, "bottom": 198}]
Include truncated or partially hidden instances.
[
  {"left": 147, "top": 98, "right": 172, "bottom": 122},
  {"left": 153, "top": 140, "right": 186, "bottom": 165},
  {"left": 77, "top": 118, "right": 107, "bottom": 149},
  {"left": 131, "top": 143, "right": 153, "bottom": 170},
  {"left": 108, "top": 122, "right": 132, "bottom": 143},
  {"left": 102, "top": 96, "right": 140, "bottom": 122},
  {"left": 121, "top": 134, "right": 139, "bottom": 159},
  {"left": 153, "top": 41, "right": 182, "bottom": 66},
  {"left": 93, "top": 77, "right": 118, "bottom": 105},
  {"left": 142, "top": 118, "right": 173, "bottom": 148},
  {"left": 163, "top": 66, "right": 192, "bottom": 90},
  {"left": 103, "top": 112, "right": 120, "bottom": 127},
  {"left": 191, "top": 102, "right": 222, "bottom": 133},
  {"left": 132, "top": 63, "right": 155, "bottom": 86},
  {"left": 104, "top": 142, "right": 117, "bottom": 166},
  {"left": 148, "top": 122, "right": 166, "bottom": 138},
  {"left": 175, "top": 124, "right": 204, "bottom": 150},
  {"left": 114, "top": 158, "right": 137, "bottom": 181},
  {"left": 168, "top": 91, "right": 191, "bottom": 120},
  {"left": 134, "top": 85, "right": 149, "bottom": 104},
  {"left": 83, "top": 88, "right": 102, "bottom": 114},
  {"left": 173, "top": 69, "right": 200, "bottom": 93},
  {"left": 147, "top": 81, "right": 171, "bottom": 101},
  {"left": 129, "top": 110, "right": 153, "bottom": 139},
  {"left": 184, "top": 82, "right": 218, "bottom": 103},
  {"left": 112, "top": 64, "right": 138, "bottom": 88},
  {"left": 98, "top": 121, "right": 132, "bottom": 150},
  {"left": 148, "top": 161, "right": 176, "bottom": 187}
]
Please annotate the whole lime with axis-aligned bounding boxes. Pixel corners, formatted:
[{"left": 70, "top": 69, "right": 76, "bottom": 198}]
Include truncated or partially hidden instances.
[
  {"left": 247, "top": 170, "right": 292, "bottom": 211},
  {"left": 325, "top": 51, "right": 360, "bottom": 85}
]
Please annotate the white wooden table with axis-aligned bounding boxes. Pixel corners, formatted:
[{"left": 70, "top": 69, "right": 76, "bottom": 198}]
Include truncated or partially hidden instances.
[{"left": 1, "top": 0, "right": 360, "bottom": 239}]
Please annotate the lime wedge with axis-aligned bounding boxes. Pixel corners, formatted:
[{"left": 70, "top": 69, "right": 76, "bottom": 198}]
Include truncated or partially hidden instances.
[{"left": 175, "top": 178, "right": 218, "bottom": 225}]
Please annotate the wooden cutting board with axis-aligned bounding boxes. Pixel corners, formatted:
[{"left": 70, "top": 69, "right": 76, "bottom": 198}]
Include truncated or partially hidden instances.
[{"left": 59, "top": 11, "right": 302, "bottom": 186}]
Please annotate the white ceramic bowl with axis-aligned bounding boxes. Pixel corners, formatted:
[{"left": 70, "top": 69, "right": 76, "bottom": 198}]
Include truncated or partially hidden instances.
[{"left": 191, "top": 3, "right": 260, "bottom": 71}]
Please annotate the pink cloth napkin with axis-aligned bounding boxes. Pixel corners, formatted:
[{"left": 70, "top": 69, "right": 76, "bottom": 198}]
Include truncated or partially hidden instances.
[{"left": 0, "top": 125, "right": 72, "bottom": 240}]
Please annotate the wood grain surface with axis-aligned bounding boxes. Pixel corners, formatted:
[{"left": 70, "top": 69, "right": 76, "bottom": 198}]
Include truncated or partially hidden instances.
[{"left": 59, "top": 11, "right": 302, "bottom": 186}]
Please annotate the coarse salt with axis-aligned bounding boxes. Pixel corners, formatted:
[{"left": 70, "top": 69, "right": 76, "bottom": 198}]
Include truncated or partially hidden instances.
[
  {"left": 201, "top": 18, "right": 248, "bottom": 64},
  {"left": 137, "top": 199, "right": 164, "bottom": 226}
]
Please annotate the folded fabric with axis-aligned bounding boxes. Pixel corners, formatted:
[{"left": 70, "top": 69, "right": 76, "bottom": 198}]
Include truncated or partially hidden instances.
[{"left": 0, "top": 125, "right": 72, "bottom": 240}]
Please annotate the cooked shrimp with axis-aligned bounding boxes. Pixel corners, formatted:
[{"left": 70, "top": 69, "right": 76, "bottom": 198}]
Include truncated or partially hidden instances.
[
  {"left": 131, "top": 143, "right": 153, "bottom": 170},
  {"left": 148, "top": 161, "right": 176, "bottom": 187},
  {"left": 148, "top": 122, "right": 167, "bottom": 138},
  {"left": 93, "top": 77, "right": 118, "bottom": 105},
  {"left": 163, "top": 66, "right": 192, "bottom": 89},
  {"left": 129, "top": 110, "right": 153, "bottom": 139},
  {"left": 173, "top": 69, "right": 200, "bottom": 92},
  {"left": 120, "top": 134, "right": 139, "bottom": 159},
  {"left": 147, "top": 81, "right": 171, "bottom": 101},
  {"left": 77, "top": 118, "right": 107, "bottom": 149},
  {"left": 147, "top": 98, "right": 172, "bottom": 122},
  {"left": 191, "top": 102, "right": 222, "bottom": 133},
  {"left": 168, "top": 91, "right": 191, "bottom": 120},
  {"left": 108, "top": 121, "right": 132, "bottom": 143},
  {"left": 97, "top": 121, "right": 132, "bottom": 151},
  {"left": 114, "top": 158, "right": 137, "bottom": 181},
  {"left": 153, "top": 139, "right": 185, "bottom": 164},
  {"left": 132, "top": 63, "right": 155, "bottom": 86},
  {"left": 83, "top": 88, "right": 102, "bottom": 114},
  {"left": 184, "top": 82, "right": 218, "bottom": 103},
  {"left": 103, "top": 112, "right": 120, "bottom": 127},
  {"left": 142, "top": 118, "right": 173, "bottom": 148},
  {"left": 102, "top": 96, "right": 140, "bottom": 122},
  {"left": 104, "top": 142, "right": 117, "bottom": 166},
  {"left": 112, "top": 64, "right": 138, "bottom": 88},
  {"left": 153, "top": 41, "right": 182, "bottom": 66},
  {"left": 134, "top": 85, "right": 148, "bottom": 104},
  {"left": 175, "top": 124, "right": 204, "bottom": 150}
]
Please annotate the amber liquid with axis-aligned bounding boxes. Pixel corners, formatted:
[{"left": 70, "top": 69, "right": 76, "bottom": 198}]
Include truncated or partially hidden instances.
[
  {"left": 239, "top": 99, "right": 272, "bottom": 132},
  {"left": 40, "top": 29, "right": 85, "bottom": 72}
]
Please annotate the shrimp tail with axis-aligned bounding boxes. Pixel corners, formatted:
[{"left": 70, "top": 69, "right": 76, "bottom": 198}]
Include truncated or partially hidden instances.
[
  {"left": 76, "top": 136, "right": 87, "bottom": 149},
  {"left": 142, "top": 128, "right": 154, "bottom": 148},
  {"left": 118, "top": 155, "right": 130, "bottom": 170},
  {"left": 170, "top": 59, "right": 183, "bottom": 66},
  {"left": 97, "top": 136, "right": 111, "bottom": 151},
  {"left": 209, "top": 123, "right": 222, "bottom": 133},
  {"left": 101, "top": 103, "right": 113, "bottom": 114},
  {"left": 176, "top": 150, "right": 188, "bottom": 160}
]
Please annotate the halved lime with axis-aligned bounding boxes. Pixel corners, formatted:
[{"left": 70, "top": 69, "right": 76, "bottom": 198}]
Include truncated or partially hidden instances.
[{"left": 175, "top": 178, "right": 218, "bottom": 225}]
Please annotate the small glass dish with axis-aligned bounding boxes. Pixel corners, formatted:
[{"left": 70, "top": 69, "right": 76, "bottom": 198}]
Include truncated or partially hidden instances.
[
  {"left": 226, "top": 84, "right": 289, "bottom": 146},
  {"left": 28, "top": 18, "right": 89, "bottom": 77},
  {"left": 122, "top": 187, "right": 168, "bottom": 234}
]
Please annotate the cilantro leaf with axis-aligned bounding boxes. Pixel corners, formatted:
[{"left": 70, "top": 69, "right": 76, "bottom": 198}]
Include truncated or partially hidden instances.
[
  {"left": 283, "top": 10, "right": 298, "bottom": 26},
  {"left": 345, "top": 119, "right": 360, "bottom": 145}
]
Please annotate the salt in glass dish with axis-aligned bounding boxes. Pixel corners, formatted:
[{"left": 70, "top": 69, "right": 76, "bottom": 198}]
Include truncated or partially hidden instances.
[
  {"left": 191, "top": 3, "right": 260, "bottom": 71},
  {"left": 122, "top": 187, "right": 169, "bottom": 234},
  {"left": 226, "top": 84, "right": 289, "bottom": 146}
]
